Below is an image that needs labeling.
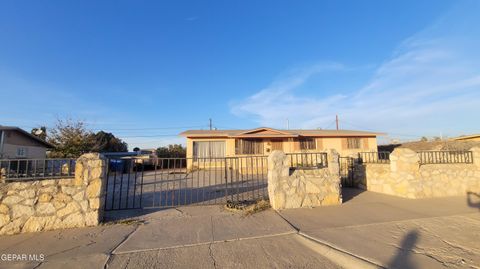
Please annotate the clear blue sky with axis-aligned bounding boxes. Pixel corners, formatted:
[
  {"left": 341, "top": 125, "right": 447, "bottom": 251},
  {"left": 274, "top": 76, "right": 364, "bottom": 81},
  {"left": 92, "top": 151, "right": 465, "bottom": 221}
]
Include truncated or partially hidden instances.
[{"left": 1, "top": 0, "right": 479, "bottom": 148}]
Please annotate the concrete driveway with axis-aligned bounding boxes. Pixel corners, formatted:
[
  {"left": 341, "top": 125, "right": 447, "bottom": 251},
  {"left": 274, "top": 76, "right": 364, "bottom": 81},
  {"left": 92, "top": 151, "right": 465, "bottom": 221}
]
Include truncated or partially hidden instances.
[{"left": 280, "top": 188, "right": 480, "bottom": 269}]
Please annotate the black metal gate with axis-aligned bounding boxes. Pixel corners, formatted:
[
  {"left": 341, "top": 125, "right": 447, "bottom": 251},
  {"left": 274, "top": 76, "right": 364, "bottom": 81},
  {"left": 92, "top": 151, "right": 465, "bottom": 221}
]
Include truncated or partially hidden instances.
[
  {"left": 339, "top": 157, "right": 355, "bottom": 187},
  {"left": 104, "top": 156, "right": 268, "bottom": 211}
]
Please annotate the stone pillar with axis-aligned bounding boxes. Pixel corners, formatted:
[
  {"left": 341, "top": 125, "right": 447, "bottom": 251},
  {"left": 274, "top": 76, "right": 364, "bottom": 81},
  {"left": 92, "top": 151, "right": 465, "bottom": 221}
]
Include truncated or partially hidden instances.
[
  {"left": 326, "top": 149, "right": 340, "bottom": 177},
  {"left": 388, "top": 148, "right": 420, "bottom": 197},
  {"left": 74, "top": 153, "right": 107, "bottom": 225},
  {"left": 471, "top": 147, "right": 480, "bottom": 168},
  {"left": 390, "top": 148, "right": 419, "bottom": 173},
  {"left": 267, "top": 150, "right": 289, "bottom": 209}
]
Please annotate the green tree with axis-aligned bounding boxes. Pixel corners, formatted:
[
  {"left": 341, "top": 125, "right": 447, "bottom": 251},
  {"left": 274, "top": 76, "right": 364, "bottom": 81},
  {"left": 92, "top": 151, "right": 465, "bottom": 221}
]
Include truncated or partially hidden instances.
[
  {"left": 156, "top": 144, "right": 186, "bottom": 158},
  {"left": 90, "top": 131, "right": 128, "bottom": 153}
]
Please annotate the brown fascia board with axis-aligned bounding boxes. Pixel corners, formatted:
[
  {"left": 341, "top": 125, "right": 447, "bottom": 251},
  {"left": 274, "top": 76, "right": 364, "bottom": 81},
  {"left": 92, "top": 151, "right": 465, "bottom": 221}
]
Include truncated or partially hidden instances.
[
  {"left": 230, "top": 134, "right": 299, "bottom": 138},
  {"left": 300, "top": 134, "right": 378, "bottom": 138},
  {"left": 237, "top": 127, "right": 293, "bottom": 135},
  {"left": 185, "top": 136, "right": 230, "bottom": 139},
  {"left": 179, "top": 129, "right": 386, "bottom": 138}
]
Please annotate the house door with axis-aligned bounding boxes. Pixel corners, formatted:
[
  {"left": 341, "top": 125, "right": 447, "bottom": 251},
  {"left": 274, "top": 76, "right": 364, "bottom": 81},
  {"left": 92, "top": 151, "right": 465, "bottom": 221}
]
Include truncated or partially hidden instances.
[{"left": 265, "top": 139, "right": 283, "bottom": 154}]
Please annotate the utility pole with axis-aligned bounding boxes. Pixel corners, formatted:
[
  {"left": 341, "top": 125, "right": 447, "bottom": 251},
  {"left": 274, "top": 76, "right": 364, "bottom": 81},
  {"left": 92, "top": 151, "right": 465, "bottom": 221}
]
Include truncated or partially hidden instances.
[
  {"left": 336, "top": 115, "right": 339, "bottom": 130},
  {"left": 286, "top": 118, "right": 289, "bottom": 130},
  {"left": 209, "top": 118, "right": 212, "bottom": 130}
]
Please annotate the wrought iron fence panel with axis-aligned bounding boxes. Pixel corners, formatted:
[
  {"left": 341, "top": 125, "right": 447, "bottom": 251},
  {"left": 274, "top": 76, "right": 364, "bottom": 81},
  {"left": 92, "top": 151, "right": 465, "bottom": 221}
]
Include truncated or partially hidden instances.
[
  {"left": 0, "top": 159, "right": 76, "bottom": 181},
  {"left": 104, "top": 156, "right": 269, "bottom": 211},
  {"left": 418, "top": 151, "right": 473, "bottom": 165},
  {"left": 286, "top": 152, "right": 328, "bottom": 169},
  {"left": 358, "top": 152, "right": 390, "bottom": 164}
]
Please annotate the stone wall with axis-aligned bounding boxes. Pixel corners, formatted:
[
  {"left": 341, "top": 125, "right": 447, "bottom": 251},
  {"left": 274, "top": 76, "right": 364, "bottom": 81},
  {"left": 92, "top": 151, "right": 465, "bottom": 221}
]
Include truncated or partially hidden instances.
[
  {"left": 356, "top": 147, "right": 480, "bottom": 198},
  {"left": 267, "top": 150, "right": 342, "bottom": 210},
  {"left": 0, "top": 153, "right": 106, "bottom": 235}
]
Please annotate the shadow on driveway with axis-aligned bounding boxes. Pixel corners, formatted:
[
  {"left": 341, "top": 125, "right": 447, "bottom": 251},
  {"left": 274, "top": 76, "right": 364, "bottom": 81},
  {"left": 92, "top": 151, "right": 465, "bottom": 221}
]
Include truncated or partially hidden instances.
[{"left": 387, "top": 230, "right": 419, "bottom": 269}]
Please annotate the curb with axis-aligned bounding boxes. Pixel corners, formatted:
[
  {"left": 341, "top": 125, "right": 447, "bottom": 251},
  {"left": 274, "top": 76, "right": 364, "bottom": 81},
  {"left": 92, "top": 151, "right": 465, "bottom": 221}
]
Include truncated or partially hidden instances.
[
  {"left": 295, "top": 232, "right": 385, "bottom": 269},
  {"left": 275, "top": 210, "right": 384, "bottom": 269}
]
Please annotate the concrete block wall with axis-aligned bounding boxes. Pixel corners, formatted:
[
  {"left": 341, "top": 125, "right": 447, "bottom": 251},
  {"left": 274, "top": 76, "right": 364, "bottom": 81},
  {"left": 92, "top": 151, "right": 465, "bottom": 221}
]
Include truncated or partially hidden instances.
[{"left": 356, "top": 147, "right": 480, "bottom": 198}]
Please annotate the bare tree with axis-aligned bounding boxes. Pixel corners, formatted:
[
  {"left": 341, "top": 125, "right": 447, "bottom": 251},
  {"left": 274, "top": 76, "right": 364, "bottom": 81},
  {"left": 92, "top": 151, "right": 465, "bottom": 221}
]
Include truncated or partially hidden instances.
[{"left": 47, "top": 119, "right": 93, "bottom": 158}]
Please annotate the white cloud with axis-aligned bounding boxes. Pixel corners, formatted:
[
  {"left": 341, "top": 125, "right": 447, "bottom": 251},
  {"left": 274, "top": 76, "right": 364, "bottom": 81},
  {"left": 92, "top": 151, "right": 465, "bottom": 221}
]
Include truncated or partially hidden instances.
[
  {"left": 230, "top": 3, "right": 480, "bottom": 142},
  {"left": 231, "top": 63, "right": 348, "bottom": 128}
]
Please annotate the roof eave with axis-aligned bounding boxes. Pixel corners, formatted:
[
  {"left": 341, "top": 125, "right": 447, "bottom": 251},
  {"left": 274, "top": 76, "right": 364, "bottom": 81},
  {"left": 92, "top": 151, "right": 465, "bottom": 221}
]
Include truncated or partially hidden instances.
[{"left": 4, "top": 127, "right": 55, "bottom": 148}]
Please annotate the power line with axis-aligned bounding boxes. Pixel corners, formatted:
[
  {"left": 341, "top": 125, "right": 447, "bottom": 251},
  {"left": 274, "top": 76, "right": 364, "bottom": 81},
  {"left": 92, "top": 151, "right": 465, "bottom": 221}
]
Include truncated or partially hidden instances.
[
  {"left": 118, "top": 134, "right": 180, "bottom": 138},
  {"left": 339, "top": 120, "right": 422, "bottom": 138},
  {"left": 16, "top": 124, "right": 208, "bottom": 132},
  {"left": 99, "top": 125, "right": 207, "bottom": 131},
  {"left": 324, "top": 119, "right": 337, "bottom": 130}
]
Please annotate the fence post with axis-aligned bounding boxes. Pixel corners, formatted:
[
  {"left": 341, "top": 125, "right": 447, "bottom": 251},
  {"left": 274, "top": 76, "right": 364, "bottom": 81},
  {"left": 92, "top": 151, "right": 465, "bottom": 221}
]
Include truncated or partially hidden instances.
[
  {"left": 471, "top": 147, "right": 480, "bottom": 168},
  {"left": 326, "top": 149, "right": 340, "bottom": 177},
  {"left": 387, "top": 148, "right": 420, "bottom": 197},
  {"left": 74, "top": 153, "right": 107, "bottom": 225},
  {"left": 267, "top": 150, "right": 289, "bottom": 209},
  {"left": 390, "top": 148, "right": 419, "bottom": 174}
]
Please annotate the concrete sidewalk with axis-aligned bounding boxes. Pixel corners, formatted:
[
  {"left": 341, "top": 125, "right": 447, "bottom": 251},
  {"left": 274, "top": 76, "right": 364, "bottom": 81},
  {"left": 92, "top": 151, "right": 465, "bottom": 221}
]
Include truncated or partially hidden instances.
[
  {"left": 111, "top": 205, "right": 296, "bottom": 253},
  {"left": 0, "top": 206, "right": 341, "bottom": 269},
  {"left": 1, "top": 189, "right": 478, "bottom": 268},
  {"left": 0, "top": 223, "right": 137, "bottom": 269},
  {"left": 280, "top": 188, "right": 480, "bottom": 269}
]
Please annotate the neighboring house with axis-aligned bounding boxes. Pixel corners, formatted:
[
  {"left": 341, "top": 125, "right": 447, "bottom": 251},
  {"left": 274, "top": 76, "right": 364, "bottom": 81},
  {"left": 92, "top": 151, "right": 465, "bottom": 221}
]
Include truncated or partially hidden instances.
[
  {"left": 0, "top": 126, "right": 53, "bottom": 159},
  {"left": 180, "top": 127, "right": 383, "bottom": 161},
  {"left": 453, "top": 134, "right": 480, "bottom": 142}
]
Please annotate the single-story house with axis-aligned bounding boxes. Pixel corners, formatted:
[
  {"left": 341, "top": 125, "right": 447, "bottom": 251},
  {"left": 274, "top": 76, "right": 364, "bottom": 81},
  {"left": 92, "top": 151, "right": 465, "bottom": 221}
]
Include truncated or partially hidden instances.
[
  {"left": 180, "top": 127, "right": 383, "bottom": 163},
  {"left": 0, "top": 126, "right": 53, "bottom": 159}
]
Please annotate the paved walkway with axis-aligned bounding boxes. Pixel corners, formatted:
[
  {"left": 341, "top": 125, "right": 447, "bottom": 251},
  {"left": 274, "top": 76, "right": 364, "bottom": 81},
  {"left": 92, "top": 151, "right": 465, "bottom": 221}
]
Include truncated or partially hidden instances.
[
  {"left": 280, "top": 188, "right": 480, "bottom": 269},
  {"left": 0, "top": 188, "right": 478, "bottom": 268}
]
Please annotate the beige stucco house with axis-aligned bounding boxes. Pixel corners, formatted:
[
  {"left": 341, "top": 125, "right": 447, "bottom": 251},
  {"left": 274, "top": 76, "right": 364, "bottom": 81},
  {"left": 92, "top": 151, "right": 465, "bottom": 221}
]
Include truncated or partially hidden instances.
[
  {"left": 0, "top": 126, "right": 53, "bottom": 159},
  {"left": 180, "top": 127, "right": 383, "bottom": 169}
]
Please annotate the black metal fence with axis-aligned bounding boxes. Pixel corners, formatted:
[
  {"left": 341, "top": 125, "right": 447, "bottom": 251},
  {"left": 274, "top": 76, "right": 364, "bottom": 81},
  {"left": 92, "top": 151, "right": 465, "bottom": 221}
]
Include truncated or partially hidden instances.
[
  {"left": 286, "top": 152, "right": 328, "bottom": 169},
  {"left": 104, "top": 156, "right": 269, "bottom": 211},
  {"left": 358, "top": 151, "right": 390, "bottom": 164},
  {"left": 0, "top": 159, "right": 76, "bottom": 181},
  {"left": 418, "top": 151, "right": 473, "bottom": 165},
  {"left": 339, "top": 157, "right": 355, "bottom": 187}
]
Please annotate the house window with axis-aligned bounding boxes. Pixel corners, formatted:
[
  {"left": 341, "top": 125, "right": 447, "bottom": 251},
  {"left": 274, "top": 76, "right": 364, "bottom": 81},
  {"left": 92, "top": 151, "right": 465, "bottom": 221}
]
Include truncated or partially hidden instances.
[
  {"left": 16, "top": 147, "right": 27, "bottom": 158},
  {"left": 193, "top": 141, "right": 225, "bottom": 158},
  {"left": 271, "top": 140, "right": 283, "bottom": 151},
  {"left": 299, "top": 138, "right": 316, "bottom": 150},
  {"left": 235, "top": 139, "right": 263, "bottom": 155},
  {"left": 347, "top": 138, "right": 361, "bottom": 149}
]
